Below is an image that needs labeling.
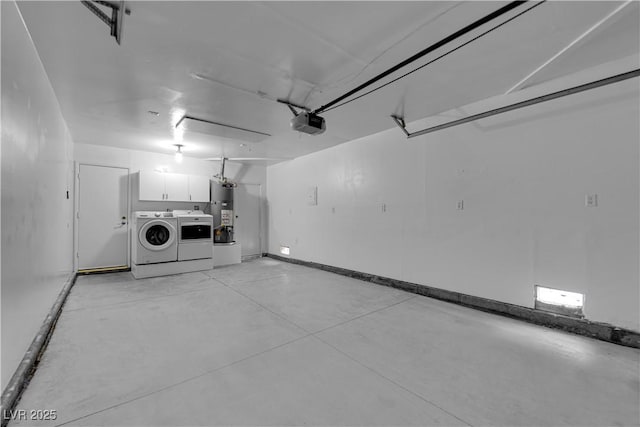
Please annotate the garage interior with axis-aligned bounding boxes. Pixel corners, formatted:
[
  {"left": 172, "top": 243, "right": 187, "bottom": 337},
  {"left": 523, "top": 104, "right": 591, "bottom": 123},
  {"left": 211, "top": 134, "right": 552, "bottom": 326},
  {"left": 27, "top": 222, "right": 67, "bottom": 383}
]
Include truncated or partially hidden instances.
[{"left": 2, "top": 1, "right": 639, "bottom": 426}]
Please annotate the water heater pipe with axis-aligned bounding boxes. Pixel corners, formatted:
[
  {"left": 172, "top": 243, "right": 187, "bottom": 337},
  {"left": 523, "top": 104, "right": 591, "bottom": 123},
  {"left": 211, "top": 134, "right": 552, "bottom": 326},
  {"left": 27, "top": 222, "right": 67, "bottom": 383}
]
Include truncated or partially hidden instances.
[{"left": 220, "top": 157, "right": 227, "bottom": 181}]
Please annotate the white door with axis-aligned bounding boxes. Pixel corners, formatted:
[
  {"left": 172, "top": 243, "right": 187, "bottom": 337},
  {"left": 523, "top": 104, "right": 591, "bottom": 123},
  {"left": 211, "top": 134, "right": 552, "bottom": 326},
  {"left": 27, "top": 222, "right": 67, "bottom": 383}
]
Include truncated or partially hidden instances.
[
  {"left": 235, "top": 183, "right": 262, "bottom": 259},
  {"left": 78, "top": 164, "right": 129, "bottom": 271}
]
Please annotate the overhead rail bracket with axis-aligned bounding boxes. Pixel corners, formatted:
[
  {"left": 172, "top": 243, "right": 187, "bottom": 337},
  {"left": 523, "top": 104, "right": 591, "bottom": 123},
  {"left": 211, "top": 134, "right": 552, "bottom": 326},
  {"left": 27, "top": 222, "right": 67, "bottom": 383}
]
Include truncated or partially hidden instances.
[
  {"left": 392, "top": 69, "right": 640, "bottom": 138},
  {"left": 277, "top": 99, "right": 311, "bottom": 115},
  {"left": 80, "top": 0, "right": 130, "bottom": 45},
  {"left": 391, "top": 115, "right": 409, "bottom": 137}
]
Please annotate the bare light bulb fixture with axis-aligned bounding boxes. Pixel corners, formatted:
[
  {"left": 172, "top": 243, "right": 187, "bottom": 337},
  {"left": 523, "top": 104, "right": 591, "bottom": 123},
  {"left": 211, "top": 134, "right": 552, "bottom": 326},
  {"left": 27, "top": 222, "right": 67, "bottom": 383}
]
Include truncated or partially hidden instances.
[{"left": 174, "top": 144, "right": 184, "bottom": 163}]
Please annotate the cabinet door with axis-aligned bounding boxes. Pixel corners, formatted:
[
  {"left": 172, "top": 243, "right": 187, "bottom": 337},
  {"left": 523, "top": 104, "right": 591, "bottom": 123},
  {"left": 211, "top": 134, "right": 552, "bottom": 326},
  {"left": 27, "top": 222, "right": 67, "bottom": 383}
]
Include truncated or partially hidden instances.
[
  {"left": 139, "top": 170, "right": 165, "bottom": 201},
  {"left": 165, "top": 173, "right": 190, "bottom": 201},
  {"left": 189, "top": 175, "right": 210, "bottom": 202}
]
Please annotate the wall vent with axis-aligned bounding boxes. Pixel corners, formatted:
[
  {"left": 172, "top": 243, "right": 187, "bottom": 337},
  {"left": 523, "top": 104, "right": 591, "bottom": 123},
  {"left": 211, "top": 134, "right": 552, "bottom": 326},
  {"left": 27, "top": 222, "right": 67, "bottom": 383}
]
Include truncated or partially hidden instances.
[{"left": 535, "top": 285, "right": 585, "bottom": 318}]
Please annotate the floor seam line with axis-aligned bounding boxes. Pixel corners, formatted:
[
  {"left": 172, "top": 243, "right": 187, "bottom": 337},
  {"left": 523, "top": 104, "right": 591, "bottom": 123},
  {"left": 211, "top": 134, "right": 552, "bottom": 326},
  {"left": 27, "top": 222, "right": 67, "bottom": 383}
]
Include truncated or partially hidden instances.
[
  {"left": 53, "top": 333, "right": 313, "bottom": 427},
  {"left": 217, "top": 279, "right": 313, "bottom": 334},
  {"left": 312, "top": 295, "right": 417, "bottom": 335},
  {"left": 311, "top": 333, "right": 474, "bottom": 427},
  {"left": 63, "top": 279, "right": 224, "bottom": 313},
  {"left": 210, "top": 272, "right": 289, "bottom": 286},
  {"left": 219, "top": 279, "right": 417, "bottom": 338},
  {"left": 208, "top": 266, "right": 323, "bottom": 286}
]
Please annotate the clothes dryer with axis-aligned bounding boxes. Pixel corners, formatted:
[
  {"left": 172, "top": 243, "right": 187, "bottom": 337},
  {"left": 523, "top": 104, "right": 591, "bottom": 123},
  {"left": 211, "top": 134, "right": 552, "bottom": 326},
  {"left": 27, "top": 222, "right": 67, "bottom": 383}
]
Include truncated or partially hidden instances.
[{"left": 173, "top": 210, "right": 213, "bottom": 261}]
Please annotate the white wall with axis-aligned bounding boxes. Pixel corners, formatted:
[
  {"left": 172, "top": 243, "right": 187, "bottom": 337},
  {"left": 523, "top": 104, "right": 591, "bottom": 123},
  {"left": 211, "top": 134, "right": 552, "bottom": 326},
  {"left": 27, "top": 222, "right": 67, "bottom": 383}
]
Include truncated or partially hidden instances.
[
  {"left": 1, "top": 1, "right": 75, "bottom": 389},
  {"left": 267, "top": 74, "right": 639, "bottom": 331},
  {"left": 74, "top": 143, "right": 268, "bottom": 252},
  {"left": 75, "top": 143, "right": 217, "bottom": 212}
]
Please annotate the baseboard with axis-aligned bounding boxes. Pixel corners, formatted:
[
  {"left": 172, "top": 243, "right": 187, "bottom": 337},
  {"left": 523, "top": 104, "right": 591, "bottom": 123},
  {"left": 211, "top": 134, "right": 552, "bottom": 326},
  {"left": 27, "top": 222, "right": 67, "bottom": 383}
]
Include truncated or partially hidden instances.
[
  {"left": 1, "top": 272, "right": 78, "bottom": 427},
  {"left": 77, "top": 265, "right": 130, "bottom": 275},
  {"left": 132, "top": 258, "right": 213, "bottom": 279},
  {"left": 266, "top": 253, "right": 640, "bottom": 349}
]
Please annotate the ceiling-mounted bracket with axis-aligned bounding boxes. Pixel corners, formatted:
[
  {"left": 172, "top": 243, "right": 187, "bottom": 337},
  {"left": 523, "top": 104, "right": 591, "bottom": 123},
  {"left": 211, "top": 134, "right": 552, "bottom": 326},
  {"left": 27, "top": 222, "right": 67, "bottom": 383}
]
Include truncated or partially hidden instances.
[
  {"left": 287, "top": 105, "right": 299, "bottom": 117},
  {"left": 390, "top": 115, "right": 410, "bottom": 137},
  {"left": 277, "top": 99, "right": 310, "bottom": 118},
  {"left": 80, "top": 0, "right": 130, "bottom": 45}
]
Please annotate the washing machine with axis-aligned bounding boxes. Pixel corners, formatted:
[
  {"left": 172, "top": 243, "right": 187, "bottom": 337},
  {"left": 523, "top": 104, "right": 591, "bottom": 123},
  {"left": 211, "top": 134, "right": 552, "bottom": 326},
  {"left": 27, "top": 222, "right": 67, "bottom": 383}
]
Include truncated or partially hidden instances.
[{"left": 132, "top": 211, "right": 178, "bottom": 265}]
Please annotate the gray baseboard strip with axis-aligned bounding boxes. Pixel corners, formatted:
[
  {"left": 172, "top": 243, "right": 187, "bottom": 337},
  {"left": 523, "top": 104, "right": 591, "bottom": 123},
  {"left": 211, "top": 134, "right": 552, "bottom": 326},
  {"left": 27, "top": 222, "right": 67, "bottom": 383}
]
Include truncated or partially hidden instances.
[
  {"left": 241, "top": 254, "right": 263, "bottom": 262},
  {"left": 1, "top": 272, "right": 77, "bottom": 427},
  {"left": 266, "top": 253, "right": 640, "bottom": 349}
]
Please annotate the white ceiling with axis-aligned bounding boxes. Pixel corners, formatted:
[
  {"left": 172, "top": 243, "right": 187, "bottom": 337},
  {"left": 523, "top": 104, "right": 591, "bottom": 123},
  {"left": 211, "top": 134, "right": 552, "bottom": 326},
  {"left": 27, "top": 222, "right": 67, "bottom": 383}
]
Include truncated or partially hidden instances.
[{"left": 17, "top": 1, "right": 640, "bottom": 164}]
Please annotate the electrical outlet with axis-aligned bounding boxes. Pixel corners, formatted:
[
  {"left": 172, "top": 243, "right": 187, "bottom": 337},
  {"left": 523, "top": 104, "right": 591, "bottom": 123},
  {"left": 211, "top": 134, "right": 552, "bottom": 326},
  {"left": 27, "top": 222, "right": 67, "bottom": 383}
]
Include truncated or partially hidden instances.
[
  {"left": 307, "top": 186, "right": 318, "bottom": 206},
  {"left": 331, "top": 207, "right": 336, "bottom": 214},
  {"left": 457, "top": 200, "right": 464, "bottom": 211},
  {"left": 585, "top": 194, "right": 598, "bottom": 207},
  {"left": 382, "top": 203, "right": 387, "bottom": 213}
]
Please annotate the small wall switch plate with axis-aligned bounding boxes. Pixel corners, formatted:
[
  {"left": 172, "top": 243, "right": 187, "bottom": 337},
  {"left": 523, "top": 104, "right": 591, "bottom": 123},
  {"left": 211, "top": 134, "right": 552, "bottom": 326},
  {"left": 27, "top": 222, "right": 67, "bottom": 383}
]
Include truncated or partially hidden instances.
[
  {"left": 457, "top": 200, "right": 464, "bottom": 211},
  {"left": 307, "top": 186, "right": 318, "bottom": 206},
  {"left": 585, "top": 194, "right": 598, "bottom": 207},
  {"left": 331, "top": 207, "right": 336, "bottom": 214}
]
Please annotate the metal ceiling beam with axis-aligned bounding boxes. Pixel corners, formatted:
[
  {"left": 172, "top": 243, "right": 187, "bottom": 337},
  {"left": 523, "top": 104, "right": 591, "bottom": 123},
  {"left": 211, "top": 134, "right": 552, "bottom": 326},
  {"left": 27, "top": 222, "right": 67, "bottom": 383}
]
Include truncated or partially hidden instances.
[
  {"left": 175, "top": 115, "right": 271, "bottom": 143},
  {"left": 392, "top": 69, "right": 640, "bottom": 138}
]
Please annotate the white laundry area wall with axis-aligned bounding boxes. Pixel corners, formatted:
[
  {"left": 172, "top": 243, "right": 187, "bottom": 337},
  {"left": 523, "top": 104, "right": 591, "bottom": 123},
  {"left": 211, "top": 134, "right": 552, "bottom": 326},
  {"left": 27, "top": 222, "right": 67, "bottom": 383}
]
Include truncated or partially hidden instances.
[
  {"left": 74, "top": 143, "right": 267, "bottom": 210},
  {"left": 267, "top": 66, "right": 640, "bottom": 331},
  {"left": 74, "top": 143, "right": 269, "bottom": 254},
  {"left": 1, "top": 1, "right": 75, "bottom": 389},
  {"left": 74, "top": 143, "right": 217, "bottom": 213}
]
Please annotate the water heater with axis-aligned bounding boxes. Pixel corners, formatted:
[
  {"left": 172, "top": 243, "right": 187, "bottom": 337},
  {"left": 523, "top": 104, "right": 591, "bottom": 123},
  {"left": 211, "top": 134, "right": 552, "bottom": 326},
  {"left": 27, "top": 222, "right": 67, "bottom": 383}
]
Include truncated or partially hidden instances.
[{"left": 211, "top": 181, "right": 235, "bottom": 244}]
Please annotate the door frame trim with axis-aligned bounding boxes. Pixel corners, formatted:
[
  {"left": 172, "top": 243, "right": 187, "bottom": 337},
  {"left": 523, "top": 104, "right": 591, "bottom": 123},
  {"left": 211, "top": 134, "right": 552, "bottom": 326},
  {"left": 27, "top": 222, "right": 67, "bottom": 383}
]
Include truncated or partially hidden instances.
[{"left": 74, "top": 162, "right": 131, "bottom": 272}]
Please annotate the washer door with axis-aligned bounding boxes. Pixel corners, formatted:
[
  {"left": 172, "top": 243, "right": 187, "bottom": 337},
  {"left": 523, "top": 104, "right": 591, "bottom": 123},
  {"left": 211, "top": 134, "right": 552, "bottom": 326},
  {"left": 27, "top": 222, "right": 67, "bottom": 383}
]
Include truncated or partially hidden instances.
[{"left": 139, "top": 220, "right": 176, "bottom": 251}]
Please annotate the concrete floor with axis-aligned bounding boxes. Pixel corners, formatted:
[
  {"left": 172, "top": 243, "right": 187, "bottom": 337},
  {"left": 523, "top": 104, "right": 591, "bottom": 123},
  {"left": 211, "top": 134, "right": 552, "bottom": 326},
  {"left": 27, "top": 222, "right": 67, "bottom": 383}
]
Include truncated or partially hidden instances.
[{"left": 11, "top": 258, "right": 640, "bottom": 426}]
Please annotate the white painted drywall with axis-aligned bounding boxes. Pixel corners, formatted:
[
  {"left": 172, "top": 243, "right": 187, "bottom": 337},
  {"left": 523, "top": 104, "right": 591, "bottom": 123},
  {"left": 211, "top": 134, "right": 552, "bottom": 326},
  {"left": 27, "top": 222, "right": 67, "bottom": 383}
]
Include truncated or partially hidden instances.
[
  {"left": 1, "top": 1, "right": 75, "bottom": 389},
  {"left": 74, "top": 144, "right": 266, "bottom": 208},
  {"left": 267, "top": 70, "right": 639, "bottom": 331}
]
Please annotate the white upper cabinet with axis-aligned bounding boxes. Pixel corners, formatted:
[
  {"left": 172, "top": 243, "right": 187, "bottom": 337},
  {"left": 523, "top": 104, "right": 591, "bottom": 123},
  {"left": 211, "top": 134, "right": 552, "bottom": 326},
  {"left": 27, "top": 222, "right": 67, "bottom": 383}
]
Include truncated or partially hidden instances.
[
  {"left": 139, "top": 171, "right": 210, "bottom": 202},
  {"left": 188, "top": 175, "right": 210, "bottom": 202},
  {"left": 139, "top": 170, "right": 166, "bottom": 201},
  {"left": 164, "top": 173, "right": 189, "bottom": 201}
]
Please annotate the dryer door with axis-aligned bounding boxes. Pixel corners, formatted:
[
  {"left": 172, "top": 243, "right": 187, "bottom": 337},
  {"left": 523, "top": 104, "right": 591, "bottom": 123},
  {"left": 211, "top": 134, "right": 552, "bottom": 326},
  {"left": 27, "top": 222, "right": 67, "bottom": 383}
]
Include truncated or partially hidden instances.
[{"left": 139, "top": 220, "right": 176, "bottom": 251}]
